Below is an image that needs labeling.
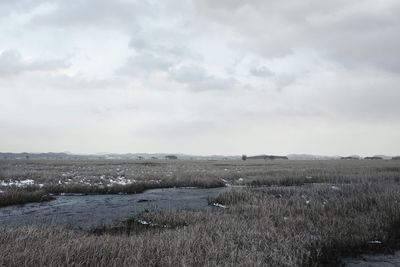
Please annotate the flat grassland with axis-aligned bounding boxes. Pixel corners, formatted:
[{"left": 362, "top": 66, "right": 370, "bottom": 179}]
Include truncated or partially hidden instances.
[{"left": 1, "top": 159, "right": 400, "bottom": 266}]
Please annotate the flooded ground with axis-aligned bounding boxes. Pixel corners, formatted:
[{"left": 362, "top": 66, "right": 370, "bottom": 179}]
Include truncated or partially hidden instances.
[
  {"left": 0, "top": 187, "right": 224, "bottom": 230},
  {"left": 344, "top": 250, "right": 400, "bottom": 266}
]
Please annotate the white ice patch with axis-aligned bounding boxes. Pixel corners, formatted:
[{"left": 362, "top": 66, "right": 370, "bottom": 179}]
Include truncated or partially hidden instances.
[
  {"left": 19, "top": 179, "right": 34, "bottom": 185},
  {"left": 136, "top": 219, "right": 167, "bottom": 228},
  {"left": 0, "top": 179, "right": 35, "bottom": 187},
  {"left": 368, "top": 240, "right": 382, "bottom": 244},
  {"left": 58, "top": 180, "right": 73, "bottom": 185},
  {"left": 62, "top": 171, "right": 77, "bottom": 177},
  {"left": 60, "top": 193, "right": 84, "bottom": 196},
  {"left": 220, "top": 178, "right": 231, "bottom": 187},
  {"left": 79, "top": 179, "right": 92, "bottom": 186},
  {"left": 107, "top": 177, "right": 136, "bottom": 186},
  {"left": 212, "top": 203, "right": 227, "bottom": 209}
]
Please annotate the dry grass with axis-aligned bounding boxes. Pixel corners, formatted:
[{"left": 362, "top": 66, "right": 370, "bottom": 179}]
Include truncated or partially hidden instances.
[
  {"left": 0, "top": 188, "right": 53, "bottom": 207},
  {"left": 1, "top": 159, "right": 400, "bottom": 266}
]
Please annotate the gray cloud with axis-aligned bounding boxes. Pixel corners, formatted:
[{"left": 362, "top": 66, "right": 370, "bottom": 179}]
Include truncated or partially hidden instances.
[
  {"left": 30, "top": 0, "right": 153, "bottom": 31},
  {"left": 1, "top": 0, "right": 400, "bottom": 155},
  {"left": 169, "top": 65, "right": 235, "bottom": 91},
  {"left": 0, "top": 0, "right": 49, "bottom": 17},
  {"left": 118, "top": 52, "right": 175, "bottom": 74},
  {"left": 249, "top": 66, "right": 274, "bottom": 78},
  {"left": 0, "top": 49, "right": 68, "bottom": 77},
  {"left": 194, "top": 0, "right": 400, "bottom": 72}
]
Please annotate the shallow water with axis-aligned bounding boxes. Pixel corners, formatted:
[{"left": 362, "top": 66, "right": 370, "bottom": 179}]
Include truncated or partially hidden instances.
[
  {"left": 0, "top": 187, "right": 224, "bottom": 230},
  {"left": 344, "top": 250, "right": 400, "bottom": 266}
]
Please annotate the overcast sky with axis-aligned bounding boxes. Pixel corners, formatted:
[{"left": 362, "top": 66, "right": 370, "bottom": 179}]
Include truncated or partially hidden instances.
[{"left": 0, "top": 0, "right": 399, "bottom": 156}]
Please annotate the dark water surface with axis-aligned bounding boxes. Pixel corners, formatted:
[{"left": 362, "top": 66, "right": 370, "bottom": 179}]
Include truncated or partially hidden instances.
[
  {"left": 344, "top": 251, "right": 400, "bottom": 266},
  {"left": 0, "top": 187, "right": 224, "bottom": 230}
]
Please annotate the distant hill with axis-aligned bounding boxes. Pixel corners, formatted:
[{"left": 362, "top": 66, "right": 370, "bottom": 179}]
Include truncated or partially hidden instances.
[
  {"left": 247, "top": 155, "right": 288, "bottom": 160},
  {"left": 287, "top": 154, "right": 339, "bottom": 160},
  {"left": 0, "top": 152, "right": 397, "bottom": 161},
  {"left": 372, "top": 155, "right": 393, "bottom": 160},
  {"left": 0, "top": 152, "right": 73, "bottom": 160},
  {"left": 341, "top": 156, "right": 360, "bottom": 160},
  {"left": 0, "top": 152, "right": 240, "bottom": 161},
  {"left": 364, "top": 156, "right": 383, "bottom": 160}
]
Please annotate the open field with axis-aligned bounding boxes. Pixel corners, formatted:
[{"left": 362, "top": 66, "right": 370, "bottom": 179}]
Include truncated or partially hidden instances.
[{"left": 1, "top": 159, "right": 400, "bottom": 266}]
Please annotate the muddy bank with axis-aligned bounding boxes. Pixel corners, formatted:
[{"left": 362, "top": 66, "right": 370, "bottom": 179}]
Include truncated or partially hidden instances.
[{"left": 0, "top": 187, "right": 224, "bottom": 230}]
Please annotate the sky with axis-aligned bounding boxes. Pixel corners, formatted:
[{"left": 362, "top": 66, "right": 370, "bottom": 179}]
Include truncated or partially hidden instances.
[{"left": 0, "top": 0, "right": 399, "bottom": 156}]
